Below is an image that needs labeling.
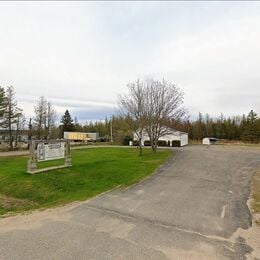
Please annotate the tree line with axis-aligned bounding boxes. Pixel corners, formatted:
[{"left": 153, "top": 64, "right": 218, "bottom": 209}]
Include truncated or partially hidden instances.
[
  {"left": 0, "top": 86, "right": 58, "bottom": 149},
  {"left": 0, "top": 83, "right": 259, "bottom": 151},
  {"left": 172, "top": 110, "right": 260, "bottom": 143},
  {"left": 63, "top": 110, "right": 260, "bottom": 146}
]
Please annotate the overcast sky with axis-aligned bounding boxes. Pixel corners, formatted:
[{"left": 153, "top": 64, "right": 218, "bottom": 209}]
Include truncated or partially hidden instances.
[{"left": 0, "top": 1, "right": 259, "bottom": 122}]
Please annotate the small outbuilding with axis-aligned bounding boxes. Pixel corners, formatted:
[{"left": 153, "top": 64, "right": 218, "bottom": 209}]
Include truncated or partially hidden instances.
[{"left": 202, "top": 137, "right": 218, "bottom": 145}]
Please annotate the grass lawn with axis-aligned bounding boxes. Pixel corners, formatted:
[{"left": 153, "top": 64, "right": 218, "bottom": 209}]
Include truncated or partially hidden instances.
[
  {"left": 0, "top": 147, "right": 171, "bottom": 216},
  {"left": 252, "top": 169, "right": 260, "bottom": 225}
]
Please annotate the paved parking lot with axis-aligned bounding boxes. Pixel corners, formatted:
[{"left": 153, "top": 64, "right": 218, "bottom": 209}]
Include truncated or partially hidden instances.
[{"left": 0, "top": 145, "right": 259, "bottom": 259}]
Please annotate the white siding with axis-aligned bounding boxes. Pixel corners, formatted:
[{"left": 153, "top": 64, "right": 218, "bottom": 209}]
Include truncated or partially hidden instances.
[
  {"left": 202, "top": 138, "right": 210, "bottom": 145},
  {"left": 180, "top": 133, "right": 188, "bottom": 146},
  {"left": 86, "top": 133, "right": 99, "bottom": 141},
  {"left": 133, "top": 129, "right": 188, "bottom": 146}
]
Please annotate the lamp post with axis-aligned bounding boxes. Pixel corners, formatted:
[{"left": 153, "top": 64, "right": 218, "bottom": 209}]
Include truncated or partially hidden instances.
[{"left": 28, "top": 118, "right": 32, "bottom": 149}]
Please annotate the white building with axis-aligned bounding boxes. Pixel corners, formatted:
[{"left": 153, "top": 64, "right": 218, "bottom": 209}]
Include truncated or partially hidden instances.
[
  {"left": 134, "top": 128, "right": 188, "bottom": 147},
  {"left": 86, "top": 132, "right": 99, "bottom": 141},
  {"left": 202, "top": 137, "right": 218, "bottom": 145}
]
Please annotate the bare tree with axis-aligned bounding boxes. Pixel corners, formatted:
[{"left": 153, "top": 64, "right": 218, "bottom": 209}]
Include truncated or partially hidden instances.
[
  {"left": 144, "top": 79, "right": 185, "bottom": 152},
  {"left": 119, "top": 78, "right": 185, "bottom": 153},
  {"left": 14, "top": 108, "right": 26, "bottom": 147},
  {"left": 44, "top": 101, "right": 56, "bottom": 139},
  {"left": 119, "top": 79, "right": 147, "bottom": 155},
  {"left": 34, "top": 97, "right": 56, "bottom": 140},
  {"left": 34, "top": 96, "right": 47, "bottom": 139}
]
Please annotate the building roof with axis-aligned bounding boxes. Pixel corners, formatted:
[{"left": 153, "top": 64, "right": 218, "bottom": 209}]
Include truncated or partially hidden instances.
[{"left": 164, "top": 128, "right": 188, "bottom": 136}]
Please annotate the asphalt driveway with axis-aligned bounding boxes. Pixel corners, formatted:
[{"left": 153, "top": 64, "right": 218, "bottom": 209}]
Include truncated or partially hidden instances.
[{"left": 0, "top": 145, "right": 259, "bottom": 259}]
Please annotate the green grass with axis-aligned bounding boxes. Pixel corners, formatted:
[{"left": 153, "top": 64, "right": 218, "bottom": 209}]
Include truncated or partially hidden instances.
[
  {"left": 252, "top": 169, "right": 260, "bottom": 224},
  {"left": 0, "top": 147, "right": 171, "bottom": 216}
]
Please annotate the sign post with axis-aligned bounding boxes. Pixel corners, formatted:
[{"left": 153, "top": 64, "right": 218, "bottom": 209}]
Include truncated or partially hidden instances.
[{"left": 27, "top": 140, "right": 72, "bottom": 174}]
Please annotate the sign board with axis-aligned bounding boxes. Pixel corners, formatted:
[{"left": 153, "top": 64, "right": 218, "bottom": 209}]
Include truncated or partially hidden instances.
[{"left": 37, "top": 142, "right": 65, "bottom": 162}]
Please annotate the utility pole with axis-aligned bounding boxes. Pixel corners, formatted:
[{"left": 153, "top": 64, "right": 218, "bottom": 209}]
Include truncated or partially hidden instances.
[
  {"left": 28, "top": 118, "right": 32, "bottom": 149},
  {"left": 110, "top": 118, "right": 113, "bottom": 144}
]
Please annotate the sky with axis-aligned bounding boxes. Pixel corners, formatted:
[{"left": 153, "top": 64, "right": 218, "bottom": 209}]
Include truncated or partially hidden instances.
[{"left": 0, "top": 1, "right": 260, "bottom": 122}]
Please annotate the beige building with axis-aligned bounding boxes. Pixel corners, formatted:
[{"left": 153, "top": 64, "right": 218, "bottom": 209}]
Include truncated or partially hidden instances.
[{"left": 63, "top": 132, "right": 99, "bottom": 142}]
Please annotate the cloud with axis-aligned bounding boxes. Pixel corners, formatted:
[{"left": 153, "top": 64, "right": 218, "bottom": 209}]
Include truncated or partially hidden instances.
[
  {"left": 152, "top": 10, "right": 260, "bottom": 116},
  {"left": 1, "top": 2, "right": 260, "bottom": 120},
  {"left": 17, "top": 95, "right": 118, "bottom": 122},
  {"left": 71, "top": 107, "right": 116, "bottom": 122}
]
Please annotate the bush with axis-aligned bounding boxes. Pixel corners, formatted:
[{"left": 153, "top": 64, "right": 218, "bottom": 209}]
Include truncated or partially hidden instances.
[
  {"left": 172, "top": 140, "right": 181, "bottom": 147},
  {"left": 98, "top": 137, "right": 107, "bottom": 142},
  {"left": 158, "top": 140, "right": 167, "bottom": 146}
]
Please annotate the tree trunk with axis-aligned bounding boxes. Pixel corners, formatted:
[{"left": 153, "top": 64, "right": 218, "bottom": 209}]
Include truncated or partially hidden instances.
[
  {"left": 138, "top": 137, "right": 142, "bottom": 156},
  {"left": 8, "top": 115, "right": 13, "bottom": 149},
  {"left": 152, "top": 139, "right": 157, "bottom": 153},
  {"left": 15, "top": 115, "right": 20, "bottom": 148},
  {"left": 9, "top": 128, "right": 13, "bottom": 149},
  {"left": 15, "top": 128, "right": 18, "bottom": 148}
]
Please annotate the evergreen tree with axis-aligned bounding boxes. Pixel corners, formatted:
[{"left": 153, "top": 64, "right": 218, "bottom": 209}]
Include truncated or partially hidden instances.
[
  {"left": 0, "top": 86, "right": 7, "bottom": 127},
  {"left": 60, "top": 110, "right": 75, "bottom": 135},
  {"left": 241, "top": 110, "right": 259, "bottom": 143},
  {"left": 2, "top": 86, "right": 21, "bottom": 148},
  {"left": 74, "top": 116, "right": 82, "bottom": 131}
]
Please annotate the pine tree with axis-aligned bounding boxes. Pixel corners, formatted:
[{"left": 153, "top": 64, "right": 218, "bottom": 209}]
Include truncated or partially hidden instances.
[
  {"left": 2, "top": 86, "right": 20, "bottom": 149},
  {"left": 74, "top": 116, "right": 82, "bottom": 131},
  {"left": 241, "top": 110, "right": 259, "bottom": 143},
  {"left": 60, "top": 110, "right": 75, "bottom": 135},
  {"left": 0, "top": 86, "right": 7, "bottom": 127}
]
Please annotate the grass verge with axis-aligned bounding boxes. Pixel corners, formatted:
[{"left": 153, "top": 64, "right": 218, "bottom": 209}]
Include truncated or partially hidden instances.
[
  {"left": 0, "top": 147, "right": 171, "bottom": 216},
  {"left": 251, "top": 169, "right": 260, "bottom": 225}
]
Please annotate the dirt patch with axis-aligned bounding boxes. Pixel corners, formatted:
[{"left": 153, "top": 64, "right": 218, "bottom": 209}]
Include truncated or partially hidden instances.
[
  {"left": 251, "top": 169, "right": 260, "bottom": 220},
  {"left": 0, "top": 194, "right": 37, "bottom": 211},
  {"left": 233, "top": 171, "right": 260, "bottom": 259}
]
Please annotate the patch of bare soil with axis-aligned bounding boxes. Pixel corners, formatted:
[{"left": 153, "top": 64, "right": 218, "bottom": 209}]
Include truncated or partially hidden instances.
[
  {"left": 0, "top": 194, "right": 37, "bottom": 211},
  {"left": 251, "top": 170, "right": 260, "bottom": 220},
  {"left": 233, "top": 215, "right": 260, "bottom": 259},
  {"left": 237, "top": 170, "right": 260, "bottom": 260}
]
